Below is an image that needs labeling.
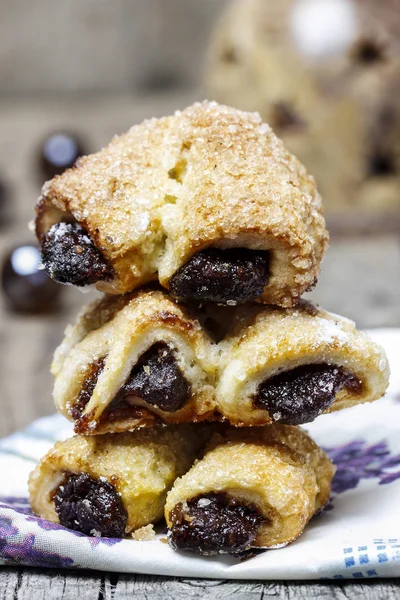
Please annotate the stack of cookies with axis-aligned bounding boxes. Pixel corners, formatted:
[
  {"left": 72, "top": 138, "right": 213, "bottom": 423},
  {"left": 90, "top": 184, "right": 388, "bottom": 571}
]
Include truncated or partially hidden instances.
[{"left": 29, "top": 102, "right": 389, "bottom": 557}]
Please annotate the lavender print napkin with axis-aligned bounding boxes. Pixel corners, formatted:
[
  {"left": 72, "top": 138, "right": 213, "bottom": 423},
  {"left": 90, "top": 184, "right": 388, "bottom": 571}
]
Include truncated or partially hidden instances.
[{"left": 0, "top": 329, "right": 399, "bottom": 579}]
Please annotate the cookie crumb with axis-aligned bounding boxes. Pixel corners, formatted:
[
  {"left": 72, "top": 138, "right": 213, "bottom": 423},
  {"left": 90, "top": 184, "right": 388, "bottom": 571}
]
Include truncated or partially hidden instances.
[{"left": 131, "top": 524, "right": 156, "bottom": 541}]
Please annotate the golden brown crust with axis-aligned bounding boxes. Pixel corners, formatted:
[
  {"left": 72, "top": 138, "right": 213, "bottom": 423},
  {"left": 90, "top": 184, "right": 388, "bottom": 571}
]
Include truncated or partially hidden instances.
[
  {"left": 53, "top": 292, "right": 389, "bottom": 433},
  {"left": 165, "top": 424, "right": 334, "bottom": 549},
  {"left": 207, "top": 424, "right": 335, "bottom": 511},
  {"left": 35, "top": 101, "right": 328, "bottom": 306},
  {"left": 29, "top": 425, "right": 209, "bottom": 534},
  {"left": 216, "top": 300, "right": 390, "bottom": 425}
]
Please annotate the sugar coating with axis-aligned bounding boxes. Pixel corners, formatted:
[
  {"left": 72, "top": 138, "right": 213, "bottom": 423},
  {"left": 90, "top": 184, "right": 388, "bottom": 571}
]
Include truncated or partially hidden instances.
[
  {"left": 215, "top": 299, "right": 390, "bottom": 425},
  {"left": 52, "top": 289, "right": 389, "bottom": 434},
  {"left": 35, "top": 101, "right": 328, "bottom": 306},
  {"left": 28, "top": 425, "right": 207, "bottom": 534},
  {"left": 52, "top": 288, "right": 219, "bottom": 435},
  {"left": 165, "top": 424, "right": 335, "bottom": 550}
]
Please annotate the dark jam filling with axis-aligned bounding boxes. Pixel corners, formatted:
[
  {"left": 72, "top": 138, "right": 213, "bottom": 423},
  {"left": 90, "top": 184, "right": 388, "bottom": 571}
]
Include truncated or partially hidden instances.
[
  {"left": 254, "top": 363, "right": 362, "bottom": 425},
  {"left": 168, "top": 493, "right": 265, "bottom": 556},
  {"left": 114, "top": 342, "right": 190, "bottom": 413},
  {"left": 54, "top": 473, "right": 128, "bottom": 538},
  {"left": 70, "top": 357, "right": 105, "bottom": 420},
  {"left": 169, "top": 248, "right": 270, "bottom": 304},
  {"left": 72, "top": 343, "right": 190, "bottom": 422},
  {"left": 41, "top": 222, "right": 113, "bottom": 286}
]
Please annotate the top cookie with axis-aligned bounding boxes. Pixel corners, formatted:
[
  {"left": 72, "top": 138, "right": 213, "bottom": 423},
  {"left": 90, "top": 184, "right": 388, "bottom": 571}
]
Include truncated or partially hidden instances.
[{"left": 35, "top": 101, "right": 328, "bottom": 306}]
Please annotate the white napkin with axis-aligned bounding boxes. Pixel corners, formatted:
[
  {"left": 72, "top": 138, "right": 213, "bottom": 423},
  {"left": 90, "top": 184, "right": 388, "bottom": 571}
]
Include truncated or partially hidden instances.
[{"left": 0, "top": 329, "right": 399, "bottom": 579}]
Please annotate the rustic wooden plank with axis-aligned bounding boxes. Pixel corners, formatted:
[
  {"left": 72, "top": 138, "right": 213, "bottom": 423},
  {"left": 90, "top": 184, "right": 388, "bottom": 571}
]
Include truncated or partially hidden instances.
[
  {"left": 0, "top": 569, "right": 21, "bottom": 600},
  {"left": 0, "top": 569, "right": 104, "bottom": 600},
  {"left": 109, "top": 575, "right": 400, "bottom": 600},
  {"left": 1, "top": 570, "right": 399, "bottom": 600}
]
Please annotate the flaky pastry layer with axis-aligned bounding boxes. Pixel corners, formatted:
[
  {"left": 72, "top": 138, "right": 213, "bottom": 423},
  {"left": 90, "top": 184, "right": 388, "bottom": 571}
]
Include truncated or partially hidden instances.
[
  {"left": 165, "top": 424, "right": 335, "bottom": 550},
  {"left": 29, "top": 425, "right": 207, "bottom": 534},
  {"left": 53, "top": 291, "right": 389, "bottom": 434}
]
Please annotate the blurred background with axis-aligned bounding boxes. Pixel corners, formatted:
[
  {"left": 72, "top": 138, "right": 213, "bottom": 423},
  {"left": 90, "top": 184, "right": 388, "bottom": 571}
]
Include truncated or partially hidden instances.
[{"left": 0, "top": 0, "right": 399, "bottom": 436}]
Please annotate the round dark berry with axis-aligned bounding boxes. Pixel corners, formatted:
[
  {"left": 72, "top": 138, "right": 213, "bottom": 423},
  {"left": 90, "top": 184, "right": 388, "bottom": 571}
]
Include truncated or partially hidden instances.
[
  {"left": 1, "top": 244, "right": 60, "bottom": 313},
  {"left": 39, "top": 132, "right": 86, "bottom": 180}
]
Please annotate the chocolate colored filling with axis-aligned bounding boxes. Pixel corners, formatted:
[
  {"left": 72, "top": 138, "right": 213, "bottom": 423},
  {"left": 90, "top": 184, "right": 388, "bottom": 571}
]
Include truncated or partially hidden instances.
[
  {"left": 41, "top": 222, "right": 112, "bottom": 286},
  {"left": 71, "top": 343, "right": 189, "bottom": 426},
  {"left": 114, "top": 342, "right": 190, "bottom": 412},
  {"left": 54, "top": 472, "right": 128, "bottom": 538},
  {"left": 169, "top": 248, "right": 270, "bottom": 304},
  {"left": 254, "top": 363, "right": 362, "bottom": 425},
  {"left": 70, "top": 357, "right": 105, "bottom": 420},
  {"left": 168, "top": 493, "right": 265, "bottom": 556}
]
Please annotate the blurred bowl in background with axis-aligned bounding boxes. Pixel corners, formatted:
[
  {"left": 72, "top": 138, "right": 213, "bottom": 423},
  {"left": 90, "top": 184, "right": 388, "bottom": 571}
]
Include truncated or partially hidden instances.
[
  {"left": 1, "top": 244, "right": 62, "bottom": 313},
  {"left": 205, "top": 0, "right": 400, "bottom": 230}
]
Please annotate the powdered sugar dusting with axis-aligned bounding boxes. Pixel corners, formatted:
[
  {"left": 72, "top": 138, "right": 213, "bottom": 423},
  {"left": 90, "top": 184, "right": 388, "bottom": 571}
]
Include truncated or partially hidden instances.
[{"left": 314, "top": 318, "right": 350, "bottom": 346}]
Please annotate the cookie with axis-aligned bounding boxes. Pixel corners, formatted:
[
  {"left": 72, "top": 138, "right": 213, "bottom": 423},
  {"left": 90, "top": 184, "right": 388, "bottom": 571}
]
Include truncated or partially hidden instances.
[
  {"left": 165, "top": 424, "right": 335, "bottom": 555},
  {"left": 205, "top": 0, "right": 400, "bottom": 219},
  {"left": 216, "top": 299, "right": 390, "bottom": 426},
  {"left": 29, "top": 425, "right": 209, "bottom": 537},
  {"left": 52, "top": 289, "right": 218, "bottom": 435},
  {"left": 52, "top": 290, "right": 389, "bottom": 433},
  {"left": 35, "top": 101, "right": 328, "bottom": 307}
]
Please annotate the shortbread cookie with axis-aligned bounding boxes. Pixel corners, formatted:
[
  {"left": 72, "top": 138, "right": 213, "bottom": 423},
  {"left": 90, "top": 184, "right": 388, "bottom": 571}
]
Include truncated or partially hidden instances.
[
  {"left": 216, "top": 300, "right": 390, "bottom": 426},
  {"left": 52, "top": 289, "right": 218, "bottom": 435},
  {"left": 165, "top": 424, "right": 335, "bottom": 555},
  {"left": 35, "top": 101, "right": 328, "bottom": 307},
  {"left": 29, "top": 425, "right": 208, "bottom": 537},
  {"left": 53, "top": 292, "right": 389, "bottom": 433}
]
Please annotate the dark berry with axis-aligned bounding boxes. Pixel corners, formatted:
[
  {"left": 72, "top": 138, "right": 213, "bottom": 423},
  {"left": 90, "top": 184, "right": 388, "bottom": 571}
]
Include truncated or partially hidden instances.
[
  {"left": 169, "top": 248, "right": 270, "bottom": 304},
  {"left": 115, "top": 342, "right": 190, "bottom": 412},
  {"left": 41, "top": 222, "right": 112, "bottom": 286},
  {"left": 54, "top": 472, "right": 128, "bottom": 538},
  {"left": 1, "top": 244, "right": 60, "bottom": 313},
  {"left": 168, "top": 493, "right": 264, "bottom": 556},
  {"left": 254, "top": 363, "right": 362, "bottom": 425},
  {"left": 39, "top": 132, "right": 86, "bottom": 180}
]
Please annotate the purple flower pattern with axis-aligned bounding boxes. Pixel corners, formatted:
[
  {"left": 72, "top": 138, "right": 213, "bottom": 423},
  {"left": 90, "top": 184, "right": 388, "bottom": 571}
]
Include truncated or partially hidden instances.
[
  {"left": 0, "top": 514, "right": 74, "bottom": 568},
  {"left": 326, "top": 439, "right": 400, "bottom": 494},
  {"left": 319, "top": 439, "right": 400, "bottom": 512},
  {"left": 0, "top": 495, "right": 123, "bottom": 567}
]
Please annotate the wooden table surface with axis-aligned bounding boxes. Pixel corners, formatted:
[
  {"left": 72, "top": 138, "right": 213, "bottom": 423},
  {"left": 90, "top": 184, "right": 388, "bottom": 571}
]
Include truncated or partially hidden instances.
[{"left": 0, "top": 92, "right": 399, "bottom": 598}]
